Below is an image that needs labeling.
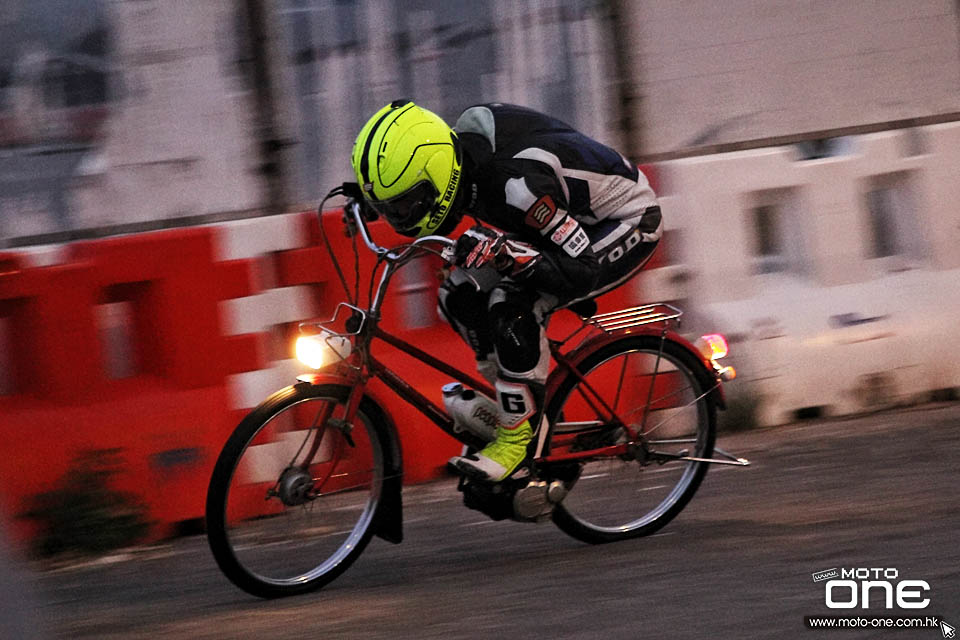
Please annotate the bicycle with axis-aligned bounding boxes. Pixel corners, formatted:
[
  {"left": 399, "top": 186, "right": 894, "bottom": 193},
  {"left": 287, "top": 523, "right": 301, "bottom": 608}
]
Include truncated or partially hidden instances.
[{"left": 205, "top": 192, "right": 748, "bottom": 598}]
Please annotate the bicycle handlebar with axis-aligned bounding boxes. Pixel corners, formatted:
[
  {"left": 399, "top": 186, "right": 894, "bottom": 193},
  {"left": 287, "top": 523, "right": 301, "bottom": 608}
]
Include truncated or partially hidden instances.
[{"left": 348, "top": 200, "right": 456, "bottom": 264}]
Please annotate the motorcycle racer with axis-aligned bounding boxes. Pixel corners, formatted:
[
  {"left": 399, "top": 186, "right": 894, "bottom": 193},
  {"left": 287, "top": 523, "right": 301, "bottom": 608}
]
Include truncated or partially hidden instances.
[{"left": 350, "top": 100, "right": 662, "bottom": 482}]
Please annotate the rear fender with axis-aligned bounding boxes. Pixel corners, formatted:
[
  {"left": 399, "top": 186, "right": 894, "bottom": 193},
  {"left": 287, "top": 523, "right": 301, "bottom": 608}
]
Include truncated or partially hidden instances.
[{"left": 547, "top": 328, "right": 726, "bottom": 409}]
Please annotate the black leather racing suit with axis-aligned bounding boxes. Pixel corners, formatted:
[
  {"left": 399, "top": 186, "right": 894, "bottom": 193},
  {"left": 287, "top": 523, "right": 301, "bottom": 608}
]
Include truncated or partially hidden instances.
[{"left": 438, "top": 103, "right": 662, "bottom": 443}]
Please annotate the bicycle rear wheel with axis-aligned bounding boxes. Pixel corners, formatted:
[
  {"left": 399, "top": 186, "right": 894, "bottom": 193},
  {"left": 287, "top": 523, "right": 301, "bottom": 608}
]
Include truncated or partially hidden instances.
[
  {"left": 546, "top": 335, "right": 717, "bottom": 543},
  {"left": 206, "top": 383, "right": 386, "bottom": 598}
]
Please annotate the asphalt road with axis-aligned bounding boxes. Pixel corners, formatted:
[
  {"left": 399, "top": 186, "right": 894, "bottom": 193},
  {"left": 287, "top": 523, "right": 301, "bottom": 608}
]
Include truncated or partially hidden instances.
[{"left": 26, "top": 403, "right": 960, "bottom": 639}]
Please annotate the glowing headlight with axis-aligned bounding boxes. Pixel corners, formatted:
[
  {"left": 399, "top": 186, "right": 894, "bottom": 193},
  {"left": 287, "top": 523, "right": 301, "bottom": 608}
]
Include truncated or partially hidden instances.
[
  {"left": 696, "top": 333, "right": 729, "bottom": 361},
  {"left": 295, "top": 331, "right": 352, "bottom": 369}
]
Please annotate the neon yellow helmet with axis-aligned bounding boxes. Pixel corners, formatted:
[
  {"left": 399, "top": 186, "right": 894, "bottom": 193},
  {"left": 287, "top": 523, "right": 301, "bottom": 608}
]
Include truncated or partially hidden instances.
[{"left": 351, "top": 100, "right": 463, "bottom": 237}]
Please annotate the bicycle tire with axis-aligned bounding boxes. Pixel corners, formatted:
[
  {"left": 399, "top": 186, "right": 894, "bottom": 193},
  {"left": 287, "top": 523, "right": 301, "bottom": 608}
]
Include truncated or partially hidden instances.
[
  {"left": 206, "top": 383, "right": 390, "bottom": 598},
  {"left": 547, "top": 335, "right": 717, "bottom": 543}
]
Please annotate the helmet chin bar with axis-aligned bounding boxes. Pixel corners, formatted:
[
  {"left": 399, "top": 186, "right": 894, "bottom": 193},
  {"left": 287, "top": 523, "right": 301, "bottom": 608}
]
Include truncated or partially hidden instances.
[
  {"left": 432, "top": 204, "right": 464, "bottom": 237},
  {"left": 424, "top": 174, "right": 469, "bottom": 238},
  {"left": 409, "top": 185, "right": 466, "bottom": 238},
  {"left": 351, "top": 101, "right": 465, "bottom": 238}
]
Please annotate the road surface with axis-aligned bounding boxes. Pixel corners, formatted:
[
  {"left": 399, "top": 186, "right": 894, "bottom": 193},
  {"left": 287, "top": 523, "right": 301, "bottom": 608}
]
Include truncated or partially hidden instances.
[{"left": 27, "top": 402, "right": 960, "bottom": 639}]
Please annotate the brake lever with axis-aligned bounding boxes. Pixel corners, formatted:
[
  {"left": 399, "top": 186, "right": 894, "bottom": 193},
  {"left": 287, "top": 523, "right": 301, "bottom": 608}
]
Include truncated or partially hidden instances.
[
  {"left": 342, "top": 214, "right": 358, "bottom": 237},
  {"left": 342, "top": 201, "right": 361, "bottom": 237},
  {"left": 438, "top": 244, "right": 484, "bottom": 292}
]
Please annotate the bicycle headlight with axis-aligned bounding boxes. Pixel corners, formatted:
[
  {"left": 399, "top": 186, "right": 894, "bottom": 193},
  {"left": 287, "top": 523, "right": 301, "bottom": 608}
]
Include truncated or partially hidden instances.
[{"left": 295, "top": 331, "right": 352, "bottom": 369}]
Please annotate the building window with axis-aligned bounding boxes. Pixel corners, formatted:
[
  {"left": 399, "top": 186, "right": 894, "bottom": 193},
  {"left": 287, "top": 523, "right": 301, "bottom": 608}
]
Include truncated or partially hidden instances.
[
  {"left": 746, "top": 188, "right": 806, "bottom": 276},
  {"left": 42, "top": 60, "right": 109, "bottom": 109},
  {"left": 0, "top": 67, "right": 10, "bottom": 112},
  {"left": 863, "top": 172, "right": 925, "bottom": 267},
  {"left": 751, "top": 204, "right": 784, "bottom": 273}
]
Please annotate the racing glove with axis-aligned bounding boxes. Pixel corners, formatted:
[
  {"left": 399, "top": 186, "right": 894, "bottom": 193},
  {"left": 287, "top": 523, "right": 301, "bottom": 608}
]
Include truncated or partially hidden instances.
[{"left": 453, "top": 225, "right": 542, "bottom": 277}]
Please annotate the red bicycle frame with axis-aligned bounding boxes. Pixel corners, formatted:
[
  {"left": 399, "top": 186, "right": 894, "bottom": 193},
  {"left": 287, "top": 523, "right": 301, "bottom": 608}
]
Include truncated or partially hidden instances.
[
  {"left": 296, "top": 202, "right": 722, "bottom": 478},
  {"left": 298, "top": 320, "right": 715, "bottom": 469}
]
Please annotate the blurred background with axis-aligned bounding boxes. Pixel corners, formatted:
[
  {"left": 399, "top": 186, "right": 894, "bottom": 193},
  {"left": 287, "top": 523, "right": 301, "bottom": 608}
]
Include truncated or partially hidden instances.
[
  {"left": 1, "top": 0, "right": 959, "bottom": 635},
  {"left": 3, "top": 0, "right": 957, "bottom": 239}
]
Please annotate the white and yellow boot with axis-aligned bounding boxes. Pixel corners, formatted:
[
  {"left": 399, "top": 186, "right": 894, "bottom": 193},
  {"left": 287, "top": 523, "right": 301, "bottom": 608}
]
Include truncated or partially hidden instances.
[
  {"left": 451, "top": 419, "right": 533, "bottom": 481},
  {"left": 450, "top": 377, "right": 541, "bottom": 482}
]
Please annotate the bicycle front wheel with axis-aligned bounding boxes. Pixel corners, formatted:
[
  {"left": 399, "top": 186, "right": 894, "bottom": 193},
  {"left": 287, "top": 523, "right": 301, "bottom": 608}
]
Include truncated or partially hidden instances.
[
  {"left": 206, "top": 383, "right": 386, "bottom": 598},
  {"left": 547, "top": 335, "right": 717, "bottom": 543}
]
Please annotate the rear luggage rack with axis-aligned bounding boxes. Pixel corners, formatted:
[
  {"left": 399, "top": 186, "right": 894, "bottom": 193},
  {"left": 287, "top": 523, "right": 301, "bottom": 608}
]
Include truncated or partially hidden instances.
[{"left": 588, "top": 303, "right": 683, "bottom": 333}]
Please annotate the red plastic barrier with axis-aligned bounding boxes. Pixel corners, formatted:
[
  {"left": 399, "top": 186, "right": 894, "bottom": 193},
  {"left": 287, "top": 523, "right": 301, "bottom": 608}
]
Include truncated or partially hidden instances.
[
  {"left": 0, "top": 195, "right": 668, "bottom": 542},
  {"left": 639, "top": 163, "right": 661, "bottom": 194},
  {"left": 0, "top": 228, "right": 264, "bottom": 541}
]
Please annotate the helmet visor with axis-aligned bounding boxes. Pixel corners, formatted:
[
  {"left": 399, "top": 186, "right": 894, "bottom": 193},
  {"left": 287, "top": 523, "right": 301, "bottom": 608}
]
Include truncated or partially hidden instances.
[{"left": 369, "top": 181, "right": 439, "bottom": 234}]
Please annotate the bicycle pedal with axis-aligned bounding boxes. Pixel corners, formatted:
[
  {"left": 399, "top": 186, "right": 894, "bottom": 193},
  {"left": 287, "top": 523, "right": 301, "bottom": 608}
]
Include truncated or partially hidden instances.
[
  {"left": 447, "top": 458, "right": 470, "bottom": 477},
  {"left": 448, "top": 457, "right": 493, "bottom": 483},
  {"left": 448, "top": 455, "right": 532, "bottom": 486}
]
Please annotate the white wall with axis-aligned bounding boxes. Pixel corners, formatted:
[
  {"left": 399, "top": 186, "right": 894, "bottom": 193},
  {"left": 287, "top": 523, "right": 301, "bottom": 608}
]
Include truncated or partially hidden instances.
[
  {"left": 70, "top": 0, "right": 263, "bottom": 228},
  {"left": 658, "top": 123, "right": 960, "bottom": 425},
  {"left": 626, "top": 0, "right": 960, "bottom": 154}
]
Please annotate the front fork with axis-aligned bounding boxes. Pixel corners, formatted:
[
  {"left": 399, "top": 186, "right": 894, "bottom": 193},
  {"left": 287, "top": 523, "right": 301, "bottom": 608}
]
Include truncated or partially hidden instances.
[
  {"left": 292, "top": 365, "right": 405, "bottom": 544},
  {"left": 291, "top": 365, "right": 369, "bottom": 491}
]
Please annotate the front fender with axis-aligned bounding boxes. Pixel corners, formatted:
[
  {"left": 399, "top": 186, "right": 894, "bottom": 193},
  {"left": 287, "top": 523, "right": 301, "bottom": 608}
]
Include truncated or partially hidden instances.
[
  {"left": 357, "top": 393, "right": 404, "bottom": 545},
  {"left": 546, "top": 328, "right": 726, "bottom": 409},
  {"left": 295, "top": 373, "right": 404, "bottom": 544}
]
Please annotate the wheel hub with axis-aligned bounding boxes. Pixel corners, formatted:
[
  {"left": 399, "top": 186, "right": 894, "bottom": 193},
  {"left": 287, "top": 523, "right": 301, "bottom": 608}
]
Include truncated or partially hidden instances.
[{"left": 277, "top": 467, "right": 315, "bottom": 506}]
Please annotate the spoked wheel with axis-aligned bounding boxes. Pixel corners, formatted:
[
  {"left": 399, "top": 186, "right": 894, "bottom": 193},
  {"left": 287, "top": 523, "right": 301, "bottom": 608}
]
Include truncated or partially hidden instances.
[
  {"left": 546, "top": 335, "right": 717, "bottom": 543},
  {"left": 206, "top": 383, "right": 386, "bottom": 598}
]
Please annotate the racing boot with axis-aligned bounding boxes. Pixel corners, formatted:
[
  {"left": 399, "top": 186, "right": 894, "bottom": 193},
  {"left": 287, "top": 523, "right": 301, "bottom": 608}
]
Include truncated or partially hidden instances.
[
  {"left": 450, "top": 377, "right": 542, "bottom": 482},
  {"left": 451, "top": 419, "right": 534, "bottom": 482}
]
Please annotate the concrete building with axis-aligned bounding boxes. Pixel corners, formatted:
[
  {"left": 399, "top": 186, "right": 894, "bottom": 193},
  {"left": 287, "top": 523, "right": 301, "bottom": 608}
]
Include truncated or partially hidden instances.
[{"left": 4, "top": 0, "right": 960, "bottom": 424}]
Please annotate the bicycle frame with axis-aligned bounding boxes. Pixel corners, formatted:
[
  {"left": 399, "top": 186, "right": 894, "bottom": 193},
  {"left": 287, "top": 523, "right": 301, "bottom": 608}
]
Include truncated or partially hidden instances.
[
  {"left": 207, "top": 200, "right": 750, "bottom": 597},
  {"left": 297, "top": 204, "right": 495, "bottom": 452},
  {"left": 297, "top": 203, "right": 727, "bottom": 473},
  {"left": 368, "top": 327, "right": 495, "bottom": 451}
]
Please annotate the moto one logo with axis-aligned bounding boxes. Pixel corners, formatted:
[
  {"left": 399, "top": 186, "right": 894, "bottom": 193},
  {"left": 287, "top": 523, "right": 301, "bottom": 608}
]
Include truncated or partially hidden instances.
[
  {"left": 824, "top": 568, "right": 930, "bottom": 610},
  {"left": 812, "top": 568, "right": 839, "bottom": 583}
]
